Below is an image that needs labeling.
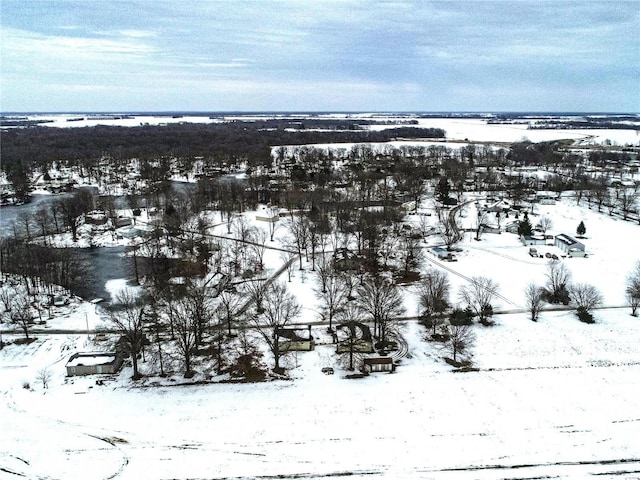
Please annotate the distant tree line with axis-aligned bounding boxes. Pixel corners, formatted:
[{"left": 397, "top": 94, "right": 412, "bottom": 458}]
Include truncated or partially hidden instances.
[{"left": 1, "top": 120, "right": 445, "bottom": 175}]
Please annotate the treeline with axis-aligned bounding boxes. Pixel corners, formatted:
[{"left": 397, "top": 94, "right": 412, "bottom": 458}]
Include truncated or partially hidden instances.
[{"left": 1, "top": 120, "right": 445, "bottom": 173}]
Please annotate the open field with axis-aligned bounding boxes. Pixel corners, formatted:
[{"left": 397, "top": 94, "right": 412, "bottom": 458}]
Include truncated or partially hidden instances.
[{"left": 1, "top": 308, "right": 639, "bottom": 480}]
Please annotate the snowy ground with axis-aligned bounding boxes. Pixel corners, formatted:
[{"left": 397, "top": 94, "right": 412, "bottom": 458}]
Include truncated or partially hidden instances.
[
  {"left": 2, "top": 195, "right": 639, "bottom": 479},
  {"left": 1, "top": 309, "right": 639, "bottom": 479}
]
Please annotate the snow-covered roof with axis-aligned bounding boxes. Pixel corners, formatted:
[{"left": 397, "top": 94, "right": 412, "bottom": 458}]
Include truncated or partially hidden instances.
[{"left": 66, "top": 353, "right": 118, "bottom": 367}]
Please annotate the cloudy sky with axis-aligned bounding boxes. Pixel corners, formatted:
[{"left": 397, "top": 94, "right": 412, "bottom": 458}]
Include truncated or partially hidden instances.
[{"left": 1, "top": 0, "right": 638, "bottom": 113}]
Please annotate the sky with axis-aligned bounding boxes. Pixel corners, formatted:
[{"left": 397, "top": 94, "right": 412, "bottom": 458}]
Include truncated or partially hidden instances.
[{"left": 1, "top": 0, "right": 638, "bottom": 113}]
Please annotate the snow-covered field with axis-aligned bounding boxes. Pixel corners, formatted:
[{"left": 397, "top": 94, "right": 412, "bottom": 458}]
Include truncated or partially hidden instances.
[
  {"left": 2, "top": 196, "right": 640, "bottom": 479},
  {"left": 1, "top": 309, "right": 639, "bottom": 479}
]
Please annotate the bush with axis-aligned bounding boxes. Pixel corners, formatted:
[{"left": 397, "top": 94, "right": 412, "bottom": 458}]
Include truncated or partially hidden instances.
[
  {"left": 444, "top": 357, "right": 473, "bottom": 368},
  {"left": 449, "top": 307, "right": 473, "bottom": 326},
  {"left": 542, "top": 286, "right": 571, "bottom": 305},
  {"left": 576, "top": 307, "right": 595, "bottom": 324}
]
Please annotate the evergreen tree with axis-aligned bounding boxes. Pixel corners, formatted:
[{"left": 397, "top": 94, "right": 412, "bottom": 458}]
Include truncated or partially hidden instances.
[
  {"left": 576, "top": 220, "right": 586, "bottom": 237},
  {"left": 518, "top": 211, "right": 533, "bottom": 236},
  {"left": 435, "top": 177, "right": 451, "bottom": 203}
]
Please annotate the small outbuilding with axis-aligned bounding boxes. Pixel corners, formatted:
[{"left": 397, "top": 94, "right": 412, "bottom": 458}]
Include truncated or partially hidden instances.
[
  {"left": 520, "top": 234, "right": 547, "bottom": 246},
  {"left": 66, "top": 352, "right": 124, "bottom": 376},
  {"left": 362, "top": 357, "right": 394, "bottom": 374}
]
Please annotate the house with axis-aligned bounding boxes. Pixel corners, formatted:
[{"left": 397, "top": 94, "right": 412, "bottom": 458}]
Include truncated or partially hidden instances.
[
  {"left": 555, "top": 234, "right": 586, "bottom": 257},
  {"left": 333, "top": 248, "right": 361, "bottom": 271},
  {"left": 276, "top": 326, "right": 314, "bottom": 352},
  {"left": 362, "top": 357, "right": 394, "bottom": 374},
  {"left": 401, "top": 200, "right": 416, "bottom": 212},
  {"left": 479, "top": 223, "right": 501, "bottom": 234},
  {"left": 66, "top": 352, "right": 124, "bottom": 376},
  {"left": 113, "top": 216, "right": 133, "bottom": 228},
  {"left": 484, "top": 200, "right": 510, "bottom": 213},
  {"left": 432, "top": 246, "right": 457, "bottom": 261},
  {"left": 84, "top": 210, "right": 108, "bottom": 226},
  {"left": 504, "top": 221, "right": 519, "bottom": 234},
  {"left": 535, "top": 191, "right": 558, "bottom": 205},
  {"left": 255, "top": 210, "right": 279, "bottom": 223}
]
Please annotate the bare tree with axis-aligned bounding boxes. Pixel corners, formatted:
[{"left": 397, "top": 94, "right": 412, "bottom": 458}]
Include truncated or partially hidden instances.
[
  {"left": 338, "top": 269, "right": 360, "bottom": 301},
  {"left": 16, "top": 212, "right": 34, "bottom": 241},
  {"left": 356, "top": 275, "right": 405, "bottom": 344},
  {"left": 398, "top": 234, "right": 424, "bottom": 277},
  {"left": 569, "top": 283, "right": 603, "bottom": 323},
  {"left": 245, "top": 278, "right": 268, "bottom": 314},
  {"left": 544, "top": 260, "right": 572, "bottom": 304},
  {"left": 618, "top": 189, "right": 637, "bottom": 220},
  {"left": 252, "top": 281, "right": 301, "bottom": 373},
  {"left": 417, "top": 269, "right": 451, "bottom": 336},
  {"left": 33, "top": 205, "right": 53, "bottom": 245},
  {"left": 249, "top": 227, "right": 268, "bottom": 272},
  {"left": 315, "top": 260, "right": 332, "bottom": 294},
  {"left": 436, "top": 207, "right": 462, "bottom": 251},
  {"left": 626, "top": 260, "right": 640, "bottom": 316},
  {"left": 10, "top": 294, "right": 34, "bottom": 341},
  {"left": 537, "top": 215, "right": 553, "bottom": 236},
  {"left": 316, "top": 266, "right": 348, "bottom": 332},
  {"left": 231, "top": 216, "right": 254, "bottom": 273},
  {"left": 57, "top": 188, "right": 94, "bottom": 242},
  {"left": 169, "top": 296, "right": 199, "bottom": 377},
  {"left": 445, "top": 323, "right": 475, "bottom": 364},
  {"left": 280, "top": 249, "right": 297, "bottom": 282},
  {"left": 590, "top": 177, "right": 609, "bottom": 212},
  {"left": 36, "top": 367, "right": 52, "bottom": 389},
  {"left": 524, "top": 283, "right": 545, "bottom": 322},
  {"left": 459, "top": 276, "right": 499, "bottom": 325},
  {"left": 378, "top": 234, "right": 398, "bottom": 268},
  {"left": 266, "top": 206, "right": 280, "bottom": 241},
  {"left": 0, "top": 286, "right": 15, "bottom": 313},
  {"left": 108, "top": 288, "right": 149, "bottom": 379},
  {"left": 217, "top": 290, "right": 242, "bottom": 335},
  {"left": 287, "top": 215, "right": 310, "bottom": 270},
  {"left": 335, "top": 304, "right": 364, "bottom": 371},
  {"left": 475, "top": 210, "right": 489, "bottom": 241},
  {"left": 184, "top": 282, "right": 213, "bottom": 344}
]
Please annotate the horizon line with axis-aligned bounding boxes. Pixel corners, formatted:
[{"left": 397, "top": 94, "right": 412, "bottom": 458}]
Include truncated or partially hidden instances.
[{"left": 2, "top": 110, "right": 639, "bottom": 116}]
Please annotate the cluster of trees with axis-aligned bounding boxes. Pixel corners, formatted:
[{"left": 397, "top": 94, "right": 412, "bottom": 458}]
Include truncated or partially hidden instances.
[
  {"left": 415, "top": 269, "right": 500, "bottom": 363},
  {"left": 627, "top": 261, "right": 640, "bottom": 317},
  {"left": 524, "top": 260, "right": 604, "bottom": 323},
  {"left": 3, "top": 188, "right": 95, "bottom": 244},
  {"left": 0, "top": 241, "right": 87, "bottom": 296},
  {"left": 0, "top": 272, "right": 78, "bottom": 344}
]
